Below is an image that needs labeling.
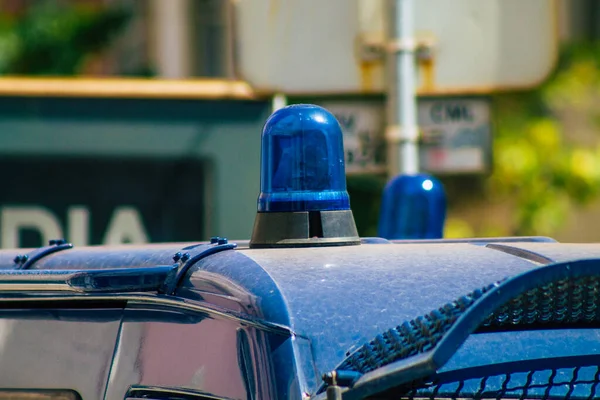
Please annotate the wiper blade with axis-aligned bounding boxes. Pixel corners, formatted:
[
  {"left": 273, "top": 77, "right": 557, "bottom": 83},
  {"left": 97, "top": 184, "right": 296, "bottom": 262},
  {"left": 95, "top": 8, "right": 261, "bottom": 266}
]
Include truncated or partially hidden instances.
[
  {"left": 327, "top": 258, "right": 600, "bottom": 400},
  {"left": 0, "top": 266, "right": 177, "bottom": 293}
]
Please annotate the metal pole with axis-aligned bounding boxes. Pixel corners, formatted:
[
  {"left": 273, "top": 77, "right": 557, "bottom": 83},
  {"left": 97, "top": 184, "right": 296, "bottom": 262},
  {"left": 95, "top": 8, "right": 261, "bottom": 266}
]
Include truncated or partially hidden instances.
[
  {"left": 386, "top": 0, "right": 419, "bottom": 176},
  {"left": 272, "top": 93, "right": 288, "bottom": 113},
  {"left": 149, "top": 0, "right": 192, "bottom": 78},
  {"left": 379, "top": 0, "right": 446, "bottom": 240}
]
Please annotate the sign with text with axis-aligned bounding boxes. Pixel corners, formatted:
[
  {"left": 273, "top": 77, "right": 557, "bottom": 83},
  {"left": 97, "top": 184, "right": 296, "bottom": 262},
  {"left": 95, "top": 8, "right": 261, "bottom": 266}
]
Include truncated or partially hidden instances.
[
  {"left": 418, "top": 98, "right": 492, "bottom": 174},
  {"left": 318, "top": 101, "right": 387, "bottom": 175},
  {"left": 316, "top": 97, "right": 491, "bottom": 175},
  {"left": 0, "top": 157, "right": 208, "bottom": 249}
]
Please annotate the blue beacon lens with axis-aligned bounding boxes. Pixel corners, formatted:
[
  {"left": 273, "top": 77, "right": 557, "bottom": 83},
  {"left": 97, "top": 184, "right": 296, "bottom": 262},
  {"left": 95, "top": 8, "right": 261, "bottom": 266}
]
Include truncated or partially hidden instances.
[
  {"left": 257, "top": 104, "right": 351, "bottom": 212},
  {"left": 378, "top": 173, "right": 447, "bottom": 239}
]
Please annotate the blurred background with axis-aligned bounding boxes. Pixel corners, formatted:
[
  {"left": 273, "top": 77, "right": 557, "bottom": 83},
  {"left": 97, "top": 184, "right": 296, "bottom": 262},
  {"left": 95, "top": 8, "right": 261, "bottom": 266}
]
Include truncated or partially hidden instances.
[{"left": 0, "top": 0, "right": 599, "bottom": 247}]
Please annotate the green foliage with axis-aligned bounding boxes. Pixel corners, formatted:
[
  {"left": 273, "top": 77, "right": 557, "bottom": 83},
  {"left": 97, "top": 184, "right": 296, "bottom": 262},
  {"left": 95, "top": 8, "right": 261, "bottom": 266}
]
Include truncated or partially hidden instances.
[
  {"left": 486, "top": 41, "right": 600, "bottom": 236},
  {"left": 0, "top": 1, "right": 132, "bottom": 75}
]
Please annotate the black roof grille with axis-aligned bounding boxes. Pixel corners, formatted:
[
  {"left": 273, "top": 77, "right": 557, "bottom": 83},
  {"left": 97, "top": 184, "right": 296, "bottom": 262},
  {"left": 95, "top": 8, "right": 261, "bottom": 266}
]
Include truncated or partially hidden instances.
[{"left": 331, "top": 259, "right": 600, "bottom": 400}]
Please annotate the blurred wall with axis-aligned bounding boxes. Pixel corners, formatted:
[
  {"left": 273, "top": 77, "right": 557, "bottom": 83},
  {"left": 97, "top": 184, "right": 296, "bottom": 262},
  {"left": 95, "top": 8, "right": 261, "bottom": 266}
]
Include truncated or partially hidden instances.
[
  {"left": 147, "top": 0, "right": 234, "bottom": 78},
  {"left": 0, "top": 97, "right": 270, "bottom": 246}
]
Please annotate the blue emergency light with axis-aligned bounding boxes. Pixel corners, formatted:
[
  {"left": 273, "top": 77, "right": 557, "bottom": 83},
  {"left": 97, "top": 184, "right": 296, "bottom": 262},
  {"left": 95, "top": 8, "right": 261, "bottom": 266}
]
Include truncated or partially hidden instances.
[
  {"left": 250, "top": 104, "right": 360, "bottom": 248},
  {"left": 258, "top": 104, "right": 350, "bottom": 212},
  {"left": 378, "top": 173, "right": 446, "bottom": 239}
]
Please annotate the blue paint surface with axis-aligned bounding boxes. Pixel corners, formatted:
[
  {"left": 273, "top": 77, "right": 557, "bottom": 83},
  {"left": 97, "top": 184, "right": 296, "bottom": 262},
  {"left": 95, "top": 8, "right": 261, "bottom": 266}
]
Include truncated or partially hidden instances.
[{"left": 195, "top": 242, "right": 542, "bottom": 376}]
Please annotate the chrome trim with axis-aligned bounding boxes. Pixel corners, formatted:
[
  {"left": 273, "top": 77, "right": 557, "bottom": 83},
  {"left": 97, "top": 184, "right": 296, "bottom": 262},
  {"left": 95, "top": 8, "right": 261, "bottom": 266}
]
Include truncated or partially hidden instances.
[
  {"left": 0, "top": 266, "right": 176, "bottom": 293},
  {"left": 0, "top": 293, "right": 291, "bottom": 335},
  {"left": 126, "top": 385, "right": 235, "bottom": 400}
]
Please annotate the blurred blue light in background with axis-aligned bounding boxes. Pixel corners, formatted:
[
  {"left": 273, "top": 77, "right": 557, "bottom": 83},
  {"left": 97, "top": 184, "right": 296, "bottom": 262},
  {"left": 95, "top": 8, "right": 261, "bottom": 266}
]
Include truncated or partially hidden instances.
[{"left": 378, "top": 173, "right": 446, "bottom": 239}]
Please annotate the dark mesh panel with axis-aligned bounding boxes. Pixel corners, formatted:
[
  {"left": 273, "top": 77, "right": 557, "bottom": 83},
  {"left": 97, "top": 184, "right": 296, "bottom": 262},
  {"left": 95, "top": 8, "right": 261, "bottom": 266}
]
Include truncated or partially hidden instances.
[
  {"left": 339, "top": 276, "right": 600, "bottom": 375},
  {"left": 391, "top": 365, "right": 600, "bottom": 399},
  {"left": 482, "top": 277, "right": 600, "bottom": 328},
  {"left": 337, "top": 282, "right": 499, "bottom": 374}
]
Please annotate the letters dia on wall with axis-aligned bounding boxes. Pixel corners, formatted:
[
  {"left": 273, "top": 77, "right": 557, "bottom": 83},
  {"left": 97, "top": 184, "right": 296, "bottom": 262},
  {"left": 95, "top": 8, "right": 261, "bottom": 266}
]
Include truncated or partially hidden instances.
[{"left": 0, "top": 206, "right": 150, "bottom": 249}]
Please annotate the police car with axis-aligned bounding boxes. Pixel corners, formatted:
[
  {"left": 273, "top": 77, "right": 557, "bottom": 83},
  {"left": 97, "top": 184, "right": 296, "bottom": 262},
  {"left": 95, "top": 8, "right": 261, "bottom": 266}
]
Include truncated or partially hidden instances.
[{"left": 0, "top": 105, "right": 598, "bottom": 400}]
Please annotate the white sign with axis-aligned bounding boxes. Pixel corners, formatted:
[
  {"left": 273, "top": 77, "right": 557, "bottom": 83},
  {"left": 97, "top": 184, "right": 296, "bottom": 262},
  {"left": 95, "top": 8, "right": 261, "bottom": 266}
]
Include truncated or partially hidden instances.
[
  {"left": 316, "top": 97, "right": 491, "bottom": 174},
  {"left": 0, "top": 206, "right": 150, "bottom": 249},
  {"left": 418, "top": 98, "right": 492, "bottom": 174},
  {"left": 235, "top": 0, "right": 557, "bottom": 94},
  {"left": 319, "top": 102, "right": 386, "bottom": 174}
]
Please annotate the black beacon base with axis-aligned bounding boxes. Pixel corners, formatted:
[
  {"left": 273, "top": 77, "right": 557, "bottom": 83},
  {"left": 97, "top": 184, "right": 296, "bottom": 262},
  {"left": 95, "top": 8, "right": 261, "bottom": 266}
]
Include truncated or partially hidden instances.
[{"left": 249, "top": 210, "right": 361, "bottom": 249}]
